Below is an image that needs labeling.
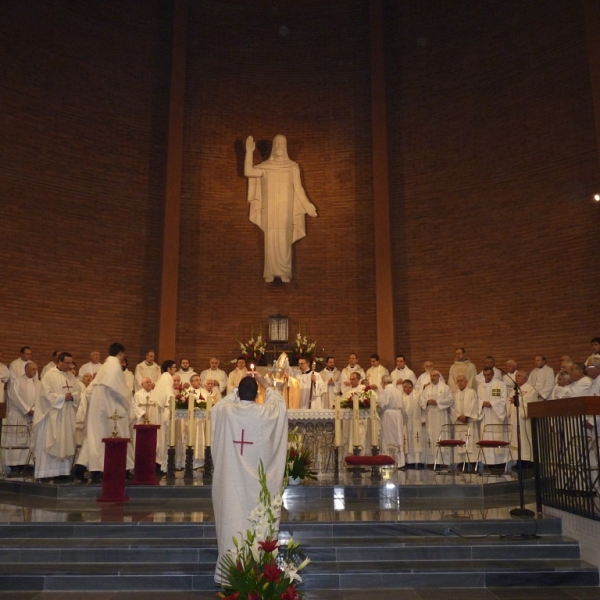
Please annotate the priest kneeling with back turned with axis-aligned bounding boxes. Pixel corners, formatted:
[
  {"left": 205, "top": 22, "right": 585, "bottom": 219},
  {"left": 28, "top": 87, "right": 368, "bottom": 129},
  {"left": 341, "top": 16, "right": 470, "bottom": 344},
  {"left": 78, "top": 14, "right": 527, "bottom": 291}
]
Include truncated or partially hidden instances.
[{"left": 211, "top": 372, "right": 288, "bottom": 584}]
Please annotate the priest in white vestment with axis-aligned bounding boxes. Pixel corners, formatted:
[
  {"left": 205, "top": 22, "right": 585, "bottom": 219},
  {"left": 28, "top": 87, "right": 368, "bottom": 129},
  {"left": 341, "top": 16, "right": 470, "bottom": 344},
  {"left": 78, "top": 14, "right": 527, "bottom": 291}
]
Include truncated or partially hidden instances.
[
  {"left": 147, "top": 360, "right": 177, "bottom": 471},
  {"left": 508, "top": 371, "right": 538, "bottom": 464},
  {"left": 415, "top": 361, "right": 446, "bottom": 394},
  {"left": 0, "top": 352, "right": 10, "bottom": 402},
  {"left": 448, "top": 348, "right": 478, "bottom": 392},
  {"left": 134, "top": 351, "right": 161, "bottom": 391},
  {"left": 502, "top": 360, "right": 519, "bottom": 400},
  {"left": 377, "top": 375, "right": 406, "bottom": 466},
  {"left": 121, "top": 358, "right": 135, "bottom": 394},
  {"left": 176, "top": 358, "right": 197, "bottom": 386},
  {"left": 227, "top": 357, "right": 248, "bottom": 395},
  {"left": 133, "top": 377, "right": 154, "bottom": 424},
  {"left": 78, "top": 351, "right": 102, "bottom": 381},
  {"left": 366, "top": 354, "right": 390, "bottom": 391},
  {"left": 41, "top": 352, "right": 59, "bottom": 379},
  {"left": 562, "top": 364, "right": 592, "bottom": 398},
  {"left": 585, "top": 338, "right": 600, "bottom": 366},
  {"left": 450, "top": 374, "right": 481, "bottom": 462},
  {"left": 211, "top": 373, "right": 287, "bottom": 582},
  {"left": 528, "top": 355, "right": 555, "bottom": 401},
  {"left": 289, "top": 357, "right": 326, "bottom": 409},
  {"left": 34, "top": 352, "right": 80, "bottom": 480},
  {"left": 6, "top": 362, "right": 40, "bottom": 467},
  {"left": 390, "top": 355, "right": 417, "bottom": 390},
  {"left": 341, "top": 373, "right": 369, "bottom": 453},
  {"left": 200, "top": 358, "right": 228, "bottom": 395},
  {"left": 75, "top": 373, "right": 94, "bottom": 447},
  {"left": 477, "top": 367, "right": 508, "bottom": 465},
  {"left": 9, "top": 347, "right": 32, "bottom": 383},
  {"left": 75, "top": 344, "right": 135, "bottom": 476},
  {"left": 551, "top": 371, "right": 571, "bottom": 399},
  {"left": 475, "top": 356, "right": 503, "bottom": 384},
  {"left": 587, "top": 359, "right": 600, "bottom": 395},
  {"left": 339, "top": 353, "right": 366, "bottom": 391},
  {"left": 402, "top": 380, "right": 426, "bottom": 466},
  {"left": 320, "top": 356, "right": 340, "bottom": 409},
  {"left": 418, "top": 371, "right": 454, "bottom": 464}
]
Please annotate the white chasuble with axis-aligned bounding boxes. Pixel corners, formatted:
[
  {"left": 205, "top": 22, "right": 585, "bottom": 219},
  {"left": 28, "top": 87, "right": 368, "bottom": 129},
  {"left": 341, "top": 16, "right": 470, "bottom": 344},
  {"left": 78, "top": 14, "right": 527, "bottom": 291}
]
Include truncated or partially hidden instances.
[
  {"left": 508, "top": 382, "right": 538, "bottom": 462},
  {"left": 320, "top": 367, "right": 341, "bottom": 409},
  {"left": 404, "top": 390, "right": 426, "bottom": 463},
  {"left": 377, "top": 384, "right": 406, "bottom": 466},
  {"left": 148, "top": 372, "right": 174, "bottom": 471},
  {"left": 450, "top": 388, "right": 481, "bottom": 456},
  {"left": 211, "top": 388, "right": 287, "bottom": 582},
  {"left": 77, "top": 356, "right": 135, "bottom": 472},
  {"left": 418, "top": 383, "right": 454, "bottom": 463},
  {"left": 6, "top": 374, "right": 40, "bottom": 465},
  {"left": 34, "top": 368, "right": 80, "bottom": 478},
  {"left": 477, "top": 380, "right": 508, "bottom": 464}
]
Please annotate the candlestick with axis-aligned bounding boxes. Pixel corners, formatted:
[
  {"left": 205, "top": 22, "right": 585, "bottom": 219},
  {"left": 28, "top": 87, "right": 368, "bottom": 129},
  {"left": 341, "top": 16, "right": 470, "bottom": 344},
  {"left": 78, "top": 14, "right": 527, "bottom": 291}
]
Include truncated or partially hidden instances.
[
  {"left": 188, "top": 393, "right": 195, "bottom": 448},
  {"left": 205, "top": 393, "right": 213, "bottom": 446},
  {"left": 370, "top": 392, "right": 378, "bottom": 447},
  {"left": 334, "top": 396, "right": 342, "bottom": 446},
  {"left": 352, "top": 394, "right": 359, "bottom": 449},
  {"left": 169, "top": 395, "right": 176, "bottom": 447}
]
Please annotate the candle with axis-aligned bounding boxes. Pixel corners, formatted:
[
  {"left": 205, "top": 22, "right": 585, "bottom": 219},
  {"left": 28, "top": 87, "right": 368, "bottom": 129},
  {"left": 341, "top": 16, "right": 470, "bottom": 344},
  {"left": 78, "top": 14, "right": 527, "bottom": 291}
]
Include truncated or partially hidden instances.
[
  {"left": 370, "top": 393, "right": 378, "bottom": 447},
  {"left": 205, "top": 393, "right": 213, "bottom": 446},
  {"left": 169, "top": 395, "right": 176, "bottom": 447},
  {"left": 250, "top": 363, "right": 255, "bottom": 373},
  {"left": 352, "top": 394, "right": 359, "bottom": 448},
  {"left": 188, "top": 393, "right": 195, "bottom": 448},
  {"left": 334, "top": 397, "right": 341, "bottom": 446}
]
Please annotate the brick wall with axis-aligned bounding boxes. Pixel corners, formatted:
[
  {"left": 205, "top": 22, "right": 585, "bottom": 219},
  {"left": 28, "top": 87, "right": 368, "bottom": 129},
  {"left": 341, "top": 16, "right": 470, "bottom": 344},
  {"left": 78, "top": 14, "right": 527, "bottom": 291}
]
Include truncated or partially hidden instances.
[
  {"left": 176, "top": 1, "right": 378, "bottom": 372},
  {"left": 1, "top": 0, "right": 599, "bottom": 380},
  {"left": 0, "top": 1, "right": 171, "bottom": 370},
  {"left": 387, "top": 0, "right": 600, "bottom": 378}
]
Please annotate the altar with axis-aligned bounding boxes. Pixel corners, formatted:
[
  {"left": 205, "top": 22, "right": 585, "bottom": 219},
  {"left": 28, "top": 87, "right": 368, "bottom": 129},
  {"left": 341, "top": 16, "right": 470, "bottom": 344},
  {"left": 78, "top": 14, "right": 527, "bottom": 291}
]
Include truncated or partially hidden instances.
[{"left": 174, "top": 408, "right": 379, "bottom": 472}]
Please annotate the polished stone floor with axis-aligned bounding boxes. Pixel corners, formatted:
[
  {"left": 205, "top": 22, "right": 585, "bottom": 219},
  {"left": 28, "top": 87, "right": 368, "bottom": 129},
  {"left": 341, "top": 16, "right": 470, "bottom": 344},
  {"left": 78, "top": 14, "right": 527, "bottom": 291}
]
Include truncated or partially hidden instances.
[{"left": 0, "top": 588, "right": 599, "bottom": 599}]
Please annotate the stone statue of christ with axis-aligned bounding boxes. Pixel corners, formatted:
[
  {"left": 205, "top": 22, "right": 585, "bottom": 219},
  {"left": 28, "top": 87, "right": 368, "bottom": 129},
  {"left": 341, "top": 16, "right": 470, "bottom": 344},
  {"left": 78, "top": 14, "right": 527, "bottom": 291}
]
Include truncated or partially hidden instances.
[{"left": 245, "top": 134, "right": 317, "bottom": 282}]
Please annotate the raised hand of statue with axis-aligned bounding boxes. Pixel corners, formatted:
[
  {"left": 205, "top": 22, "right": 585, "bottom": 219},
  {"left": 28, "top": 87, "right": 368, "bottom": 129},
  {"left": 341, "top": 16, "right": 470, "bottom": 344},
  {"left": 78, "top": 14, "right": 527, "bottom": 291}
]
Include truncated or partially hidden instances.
[{"left": 245, "top": 135, "right": 255, "bottom": 154}]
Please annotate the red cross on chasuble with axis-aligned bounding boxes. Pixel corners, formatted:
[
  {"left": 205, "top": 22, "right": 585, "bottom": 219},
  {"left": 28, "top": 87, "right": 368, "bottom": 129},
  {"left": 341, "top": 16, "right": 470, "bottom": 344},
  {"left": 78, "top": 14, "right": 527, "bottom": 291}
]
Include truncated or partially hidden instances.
[
  {"left": 233, "top": 429, "right": 254, "bottom": 455},
  {"left": 62, "top": 380, "right": 73, "bottom": 393}
]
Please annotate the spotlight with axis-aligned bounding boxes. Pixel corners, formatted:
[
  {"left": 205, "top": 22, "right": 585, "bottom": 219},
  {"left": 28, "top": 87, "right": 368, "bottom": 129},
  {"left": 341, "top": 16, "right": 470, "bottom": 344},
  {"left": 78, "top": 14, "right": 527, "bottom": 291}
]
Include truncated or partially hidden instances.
[{"left": 595, "top": 194, "right": 600, "bottom": 202}]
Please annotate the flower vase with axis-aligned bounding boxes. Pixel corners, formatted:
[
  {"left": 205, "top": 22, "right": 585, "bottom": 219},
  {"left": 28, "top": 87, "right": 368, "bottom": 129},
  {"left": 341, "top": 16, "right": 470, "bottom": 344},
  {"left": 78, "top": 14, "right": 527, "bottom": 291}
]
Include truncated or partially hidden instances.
[{"left": 288, "top": 476, "right": 301, "bottom": 486}]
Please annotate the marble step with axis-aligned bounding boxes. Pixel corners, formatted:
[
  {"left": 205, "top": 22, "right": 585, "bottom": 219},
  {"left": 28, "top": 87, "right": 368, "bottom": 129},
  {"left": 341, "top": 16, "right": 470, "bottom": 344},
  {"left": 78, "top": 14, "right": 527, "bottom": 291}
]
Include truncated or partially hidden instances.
[
  {"left": 0, "top": 535, "right": 581, "bottom": 563},
  {"left": 0, "top": 517, "right": 562, "bottom": 539},
  {"left": 0, "top": 557, "right": 597, "bottom": 591}
]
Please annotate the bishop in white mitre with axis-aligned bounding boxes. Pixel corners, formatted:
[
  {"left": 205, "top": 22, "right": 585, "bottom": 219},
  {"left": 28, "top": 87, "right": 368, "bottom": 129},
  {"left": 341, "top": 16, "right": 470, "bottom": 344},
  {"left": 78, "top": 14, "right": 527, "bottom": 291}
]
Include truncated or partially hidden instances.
[
  {"left": 366, "top": 354, "right": 389, "bottom": 391},
  {"left": 390, "top": 355, "right": 416, "bottom": 391},
  {"left": 477, "top": 367, "right": 508, "bottom": 465},
  {"left": 290, "top": 357, "right": 325, "bottom": 409},
  {"left": 450, "top": 374, "right": 481, "bottom": 462},
  {"left": 34, "top": 352, "right": 80, "bottom": 480},
  {"left": 211, "top": 373, "right": 287, "bottom": 583},
  {"left": 402, "top": 380, "right": 426, "bottom": 465},
  {"left": 377, "top": 375, "right": 406, "bottom": 466},
  {"left": 319, "top": 356, "right": 341, "bottom": 410},
  {"left": 76, "top": 344, "right": 135, "bottom": 474},
  {"left": 418, "top": 371, "right": 453, "bottom": 464},
  {"left": 147, "top": 361, "right": 177, "bottom": 471},
  {"left": 508, "top": 371, "right": 538, "bottom": 463},
  {"left": 6, "top": 362, "right": 41, "bottom": 467}
]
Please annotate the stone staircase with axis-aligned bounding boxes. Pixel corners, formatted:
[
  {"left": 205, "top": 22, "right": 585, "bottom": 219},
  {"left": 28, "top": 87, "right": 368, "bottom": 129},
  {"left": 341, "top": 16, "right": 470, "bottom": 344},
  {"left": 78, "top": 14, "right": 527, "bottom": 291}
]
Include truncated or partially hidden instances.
[{"left": 0, "top": 517, "right": 597, "bottom": 592}]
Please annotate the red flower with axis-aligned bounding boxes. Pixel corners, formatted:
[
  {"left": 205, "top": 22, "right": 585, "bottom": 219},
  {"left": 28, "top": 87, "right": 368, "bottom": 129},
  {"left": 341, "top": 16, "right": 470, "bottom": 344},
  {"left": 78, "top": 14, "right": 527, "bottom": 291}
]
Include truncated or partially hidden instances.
[
  {"left": 217, "top": 593, "right": 239, "bottom": 600},
  {"left": 248, "top": 592, "right": 260, "bottom": 600},
  {"left": 263, "top": 561, "right": 281, "bottom": 582},
  {"left": 258, "top": 538, "right": 278, "bottom": 553},
  {"left": 236, "top": 559, "right": 243, "bottom": 571},
  {"left": 363, "top": 398, "right": 370, "bottom": 407},
  {"left": 280, "top": 586, "right": 299, "bottom": 600},
  {"left": 289, "top": 448, "right": 299, "bottom": 458}
]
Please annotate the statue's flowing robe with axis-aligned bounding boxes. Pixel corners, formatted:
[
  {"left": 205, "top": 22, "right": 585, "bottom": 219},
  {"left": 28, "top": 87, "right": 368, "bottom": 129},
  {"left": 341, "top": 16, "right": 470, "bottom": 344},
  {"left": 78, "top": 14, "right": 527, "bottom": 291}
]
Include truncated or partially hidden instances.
[{"left": 248, "top": 159, "right": 309, "bottom": 281}]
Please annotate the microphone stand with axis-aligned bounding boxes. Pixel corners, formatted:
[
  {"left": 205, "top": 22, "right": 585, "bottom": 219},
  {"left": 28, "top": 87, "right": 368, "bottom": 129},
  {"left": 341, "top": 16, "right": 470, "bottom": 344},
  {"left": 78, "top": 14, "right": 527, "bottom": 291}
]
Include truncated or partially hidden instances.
[{"left": 503, "top": 371, "right": 535, "bottom": 518}]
